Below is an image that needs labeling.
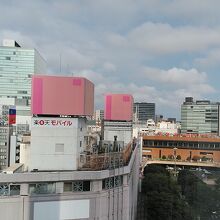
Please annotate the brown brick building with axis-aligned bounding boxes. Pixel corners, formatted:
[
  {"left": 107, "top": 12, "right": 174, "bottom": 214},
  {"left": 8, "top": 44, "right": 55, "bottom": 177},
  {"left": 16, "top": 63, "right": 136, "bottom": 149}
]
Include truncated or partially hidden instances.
[{"left": 142, "top": 135, "right": 220, "bottom": 163}]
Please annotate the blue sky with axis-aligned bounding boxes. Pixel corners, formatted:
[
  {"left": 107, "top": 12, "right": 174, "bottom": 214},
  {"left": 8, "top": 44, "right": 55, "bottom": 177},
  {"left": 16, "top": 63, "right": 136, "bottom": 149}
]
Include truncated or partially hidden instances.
[{"left": 1, "top": 0, "right": 220, "bottom": 118}]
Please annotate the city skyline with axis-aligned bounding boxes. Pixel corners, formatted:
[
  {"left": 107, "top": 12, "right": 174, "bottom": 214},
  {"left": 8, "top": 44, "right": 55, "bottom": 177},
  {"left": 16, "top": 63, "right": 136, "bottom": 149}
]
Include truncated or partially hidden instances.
[{"left": 1, "top": 1, "right": 220, "bottom": 118}]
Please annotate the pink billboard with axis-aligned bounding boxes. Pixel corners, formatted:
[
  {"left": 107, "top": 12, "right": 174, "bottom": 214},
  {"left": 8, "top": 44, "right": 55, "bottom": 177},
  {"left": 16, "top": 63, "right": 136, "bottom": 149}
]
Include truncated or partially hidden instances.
[
  {"left": 104, "top": 94, "right": 133, "bottom": 121},
  {"left": 31, "top": 75, "right": 94, "bottom": 116}
]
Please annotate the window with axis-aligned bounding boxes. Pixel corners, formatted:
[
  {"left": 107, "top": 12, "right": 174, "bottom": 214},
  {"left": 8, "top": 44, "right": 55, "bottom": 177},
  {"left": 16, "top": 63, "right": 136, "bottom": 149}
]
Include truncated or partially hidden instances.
[
  {"left": 64, "top": 181, "right": 90, "bottom": 192},
  {"left": 29, "top": 183, "right": 56, "bottom": 195},
  {"left": 0, "top": 184, "right": 20, "bottom": 196},
  {"left": 5, "top": 56, "right": 11, "bottom": 60},
  {"left": 55, "top": 143, "right": 64, "bottom": 153},
  {"left": 102, "top": 176, "right": 123, "bottom": 189}
]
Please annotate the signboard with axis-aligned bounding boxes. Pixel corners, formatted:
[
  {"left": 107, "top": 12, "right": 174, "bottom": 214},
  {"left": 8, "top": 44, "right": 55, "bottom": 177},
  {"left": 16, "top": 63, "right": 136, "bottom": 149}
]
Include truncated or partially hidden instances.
[{"left": 32, "top": 118, "right": 75, "bottom": 128}]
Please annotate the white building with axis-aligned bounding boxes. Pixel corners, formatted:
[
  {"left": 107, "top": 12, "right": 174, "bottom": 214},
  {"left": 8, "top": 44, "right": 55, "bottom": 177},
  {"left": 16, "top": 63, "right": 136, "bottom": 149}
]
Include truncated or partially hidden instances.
[
  {"left": 21, "top": 117, "right": 87, "bottom": 171},
  {"left": 0, "top": 116, "right": 140, "bottom": 220},
  {"left": 93, "top": 109, "right": 104, "bottom": 123},
  {"left": 103, "top": 121, "right": 133, "bottom": 145}
]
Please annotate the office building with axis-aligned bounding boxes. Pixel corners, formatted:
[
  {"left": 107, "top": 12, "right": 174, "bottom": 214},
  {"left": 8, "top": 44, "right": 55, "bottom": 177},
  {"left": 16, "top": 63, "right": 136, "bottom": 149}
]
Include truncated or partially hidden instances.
[
  {"left": 0, "top": 39, "right": 46, "bottom": 169},
  {"left": 0, "top": 39, "right": 46, "bottom": 105},
  {"left": 133, "top": 102, "right": 155, "bottom": 122},
  {"left": 0, "top": 105, "right": 15, "bottom": 169},
  {"left": 155, "top": 114, "right": 163, "bottom": 123},
  {"left": 142, "top": 134, "right": 220, "bottom": 163},
  {"left": 0, "top": 75, "right": 139, "bottom": 220},
  {"left": 181, "top": 97, "right": 219, "bottom": 134},
  {"left": 93, "top": 109, "right": 104, "bottom": 123}
]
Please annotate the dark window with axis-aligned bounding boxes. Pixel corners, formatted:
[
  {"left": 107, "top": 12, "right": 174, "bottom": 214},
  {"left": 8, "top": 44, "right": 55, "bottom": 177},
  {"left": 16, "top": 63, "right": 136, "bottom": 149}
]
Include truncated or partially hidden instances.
[{"left": 64, "top": 181, "right": 90, "bottom": 192}]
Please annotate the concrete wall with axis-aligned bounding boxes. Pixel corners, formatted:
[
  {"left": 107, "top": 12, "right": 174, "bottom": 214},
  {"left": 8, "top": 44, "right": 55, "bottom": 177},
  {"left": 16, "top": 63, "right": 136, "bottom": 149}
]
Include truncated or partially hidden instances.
[
  {"left": 104, "top": 121, "right": 133, "bottom": 145},
  {"left": 28, "top": 117, "right": 87, "bottom": 171},
  {"left": 143, "top": 147, "right": 220, "bottom": 162},
  {"left": 0, "top": 144, "right": 140, "bottom": 220}
]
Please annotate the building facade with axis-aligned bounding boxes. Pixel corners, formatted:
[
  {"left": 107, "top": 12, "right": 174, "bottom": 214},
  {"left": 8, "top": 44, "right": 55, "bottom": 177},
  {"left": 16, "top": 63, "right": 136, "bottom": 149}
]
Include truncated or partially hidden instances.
[
  {"left": 94, "top": 109, "right": 104, "bottom": 124},
  {"left": 0, "top": 141, "right": 139, "bottom": 220},
  {"left": 142, "top": 134, "right": 220, "bottom": 163},
  {"left": 0, "top": 105, "right": 15, "bottom": 169},
  {"left": 0, "top": 40, "right": 46, "bottom": 170},
  {"left": 133, "top": 102, "right": 155, "bottom": 122},
  {"left": 181, "top": 97, "right": 219, "bottom": 134},
  {"left": 0, "top": 76, "right": 140, "bottom": 220},
  {"left": 0, "top": 39, "right": 46, "bottom": 103}
]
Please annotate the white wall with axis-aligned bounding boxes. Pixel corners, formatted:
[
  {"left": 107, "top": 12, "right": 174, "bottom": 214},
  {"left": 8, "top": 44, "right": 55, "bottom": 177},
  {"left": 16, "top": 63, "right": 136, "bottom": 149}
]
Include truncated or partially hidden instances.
[
  {"left": 34, "top": 200, "right": 90, "bottom": 220},
  {"left": 29, "top": 117, "right": 87, "bottom": 171},
  {"left": 9, "top": 135, "right": 17, "bottom": 166},
  {"left": 104, "top": 122, "right": 133, "bottom": 144},
  {"left": 20, "top": 143, "right": 30, "bottom": 171},
  {"left": 104, "top": 129, "right": 132, "bottom": 144}
]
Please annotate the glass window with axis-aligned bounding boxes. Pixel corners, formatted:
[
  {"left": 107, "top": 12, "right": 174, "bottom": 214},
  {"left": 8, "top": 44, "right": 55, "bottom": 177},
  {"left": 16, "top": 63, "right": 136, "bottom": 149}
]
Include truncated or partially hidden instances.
[{"left": 29, "top": 183, "right": 56, "bottom": 195}]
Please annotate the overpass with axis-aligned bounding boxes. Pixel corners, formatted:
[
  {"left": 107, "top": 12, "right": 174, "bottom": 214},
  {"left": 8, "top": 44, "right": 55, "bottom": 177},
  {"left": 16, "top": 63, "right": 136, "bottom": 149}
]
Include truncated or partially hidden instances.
[{"left": 142, "top": 159, "right": 220, "bottom": 172}]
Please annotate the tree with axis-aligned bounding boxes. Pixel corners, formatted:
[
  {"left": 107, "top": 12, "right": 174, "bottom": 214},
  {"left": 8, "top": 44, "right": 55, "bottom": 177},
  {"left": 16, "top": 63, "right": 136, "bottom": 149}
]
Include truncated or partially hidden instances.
[
  {"left": 168, "top": 154, "right": 174, "bottom": 160},
  {"left": 141, "top": 165, "right": 193, "bottom": 220},
  {"left": 161, "top": 155, "right": 166, "bottom": 160},
  {"left": 176, "top": 155, "right": 181, "bottom": 160},
  {"left": 201, "top": 156, "right": 207, "bottom": 162},
  {"left": 192, "top": 155, "right": 200, "bottom": 162},
  {"left": 178, "top": 170, "right": 220, "bottom": 219}
]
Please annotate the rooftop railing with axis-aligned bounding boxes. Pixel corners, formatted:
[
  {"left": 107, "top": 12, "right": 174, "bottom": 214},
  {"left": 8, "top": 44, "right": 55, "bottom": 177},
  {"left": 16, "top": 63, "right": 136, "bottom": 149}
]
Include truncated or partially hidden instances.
[{"left": 78, "top": 140, "right": 136, "bottom": 171}]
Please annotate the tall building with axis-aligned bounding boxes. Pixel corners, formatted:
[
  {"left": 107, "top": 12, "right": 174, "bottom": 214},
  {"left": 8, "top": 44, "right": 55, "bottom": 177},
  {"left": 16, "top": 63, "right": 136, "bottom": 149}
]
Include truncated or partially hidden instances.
[
  {"left": 93, "top": 109, "right": 104, "bottom": 123},
  {"left": 133, "top": 102, "right": 155, "bottom": 122},
  {"left": 0, "top": 105, "right": 14, "bottom": 169},
  {"left": 0, "top": 39, "right": 46, "bottom": 105},
  {"left": 181, "top": 97, "right": 219, "bottom": 134},
  {"left": 0, "top": 39, "right": 46, "bottom": 170}
]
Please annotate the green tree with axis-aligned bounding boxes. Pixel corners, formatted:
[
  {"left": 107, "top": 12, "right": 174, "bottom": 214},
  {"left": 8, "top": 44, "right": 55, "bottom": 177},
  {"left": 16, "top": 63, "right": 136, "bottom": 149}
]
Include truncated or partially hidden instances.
[{"left": 140, "top": 165, "right": 193, "bottom": 220}]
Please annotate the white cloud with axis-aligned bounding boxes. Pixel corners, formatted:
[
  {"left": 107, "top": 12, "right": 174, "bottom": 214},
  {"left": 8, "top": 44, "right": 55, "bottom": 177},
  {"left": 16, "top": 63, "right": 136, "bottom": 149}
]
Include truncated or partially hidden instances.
[
  {"left": 71, "top": 66, "right": 215, "bottom": 118},
  {"left": 0, "top": 0, "right": 219, "bottom": 118},
  {"left": 194, "top": 49, "right": 220, "bottom": 68},
  {"left": 102, "top": 62, "right": 117, "bottom": 72},
  {"left": 128, "top": 23, "right": 220, "bottom": 55},
  {"left": 142, "top": 67, "right": 209, "bottom": 88}
]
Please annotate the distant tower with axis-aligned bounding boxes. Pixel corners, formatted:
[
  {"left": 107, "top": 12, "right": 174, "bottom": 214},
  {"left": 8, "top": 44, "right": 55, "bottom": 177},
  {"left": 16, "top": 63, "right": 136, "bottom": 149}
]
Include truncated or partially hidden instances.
[
  {"left": 0, "top": 39, "right": 46, "bottom": 107},
  {"left": 181, "top": 97, "right": 219, "bottom": 134},
  {"left": 0, "top": 39, "right": 46, "bottom": 169},
  {"left": 133, "top": 102, "right": 155, "bottom": 122}
]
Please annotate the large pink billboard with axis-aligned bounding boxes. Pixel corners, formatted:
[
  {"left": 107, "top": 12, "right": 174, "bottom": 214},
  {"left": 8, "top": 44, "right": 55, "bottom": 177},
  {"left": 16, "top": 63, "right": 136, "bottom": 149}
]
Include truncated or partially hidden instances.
[
  {"left": 104, "top": 94, "right": 133, "bottom": 121},
  {"left": 31, "top": 75, "right": 94, "bottom": 116}
]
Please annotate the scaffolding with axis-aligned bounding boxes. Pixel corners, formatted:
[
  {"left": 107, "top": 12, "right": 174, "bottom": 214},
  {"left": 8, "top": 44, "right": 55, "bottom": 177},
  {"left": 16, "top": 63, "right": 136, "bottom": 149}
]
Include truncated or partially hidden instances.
[{"left": 79, "top": 141, "right": 133, "bottom": 171}]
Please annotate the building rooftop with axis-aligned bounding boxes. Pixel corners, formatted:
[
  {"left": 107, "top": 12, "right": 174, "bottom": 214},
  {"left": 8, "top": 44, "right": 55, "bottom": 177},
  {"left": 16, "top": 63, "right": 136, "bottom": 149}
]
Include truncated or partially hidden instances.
[{"left": 143, "top": 134, "right": 220, "bottom": 143}]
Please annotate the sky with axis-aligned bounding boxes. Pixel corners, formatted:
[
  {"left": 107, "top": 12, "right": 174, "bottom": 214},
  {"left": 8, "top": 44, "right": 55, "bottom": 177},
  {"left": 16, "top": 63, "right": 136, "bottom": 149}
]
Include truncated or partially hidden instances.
[{"left": 1, "top": 0, "right": 220, "bottom": 119}]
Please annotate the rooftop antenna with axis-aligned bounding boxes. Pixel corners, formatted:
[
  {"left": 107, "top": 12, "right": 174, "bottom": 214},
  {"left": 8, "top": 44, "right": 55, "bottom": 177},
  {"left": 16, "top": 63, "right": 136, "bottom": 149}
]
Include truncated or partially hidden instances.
[{"left": 59, "top": 53, "right": 62, "bottom": 73}]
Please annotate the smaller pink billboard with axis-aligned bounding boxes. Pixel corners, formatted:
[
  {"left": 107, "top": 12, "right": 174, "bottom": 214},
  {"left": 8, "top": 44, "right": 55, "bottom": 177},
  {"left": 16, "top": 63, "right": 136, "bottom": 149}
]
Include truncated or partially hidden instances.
[
  {"left": 31, "top": 75, "right": 94, "bottom": 116},
  {"left": 104, "top": 94, "right": 133, "bottom": 121}
]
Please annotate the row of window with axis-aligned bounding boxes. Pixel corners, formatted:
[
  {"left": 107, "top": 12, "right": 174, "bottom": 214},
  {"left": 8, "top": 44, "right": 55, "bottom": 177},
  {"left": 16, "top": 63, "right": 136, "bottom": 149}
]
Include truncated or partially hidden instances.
[
  {"left": 102, "top": 176, "right": 123, "bottom": 190},
  {"left": 0, "top": 177, "right": 125, "bottom": 197},
  {"left": 0, "top": 184, "right": 20, "bottom": 196},
  {"left": 143, "top": 140, "right": 220, "bottom": 149}
]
